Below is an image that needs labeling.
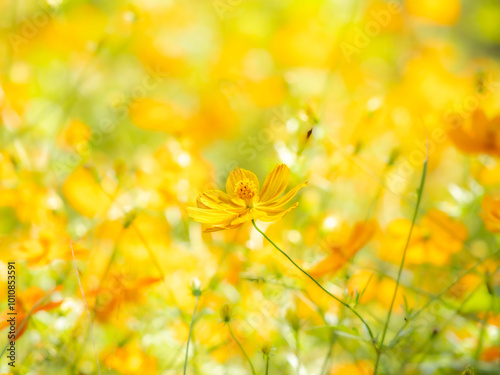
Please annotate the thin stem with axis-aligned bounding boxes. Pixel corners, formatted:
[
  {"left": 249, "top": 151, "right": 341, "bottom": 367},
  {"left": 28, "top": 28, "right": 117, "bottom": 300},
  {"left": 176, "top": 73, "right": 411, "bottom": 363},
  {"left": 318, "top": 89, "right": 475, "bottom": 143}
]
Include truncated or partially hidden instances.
[
  {"left": 475, "top": 278, "right": 494, "bottom": 362},
  {"left": 183, "top": 295, "right": 200, "bottom": 375},
  {"left": 295, "top": 328, "right": 300, "bottom": 374},
  {"left": 228, "top": 324, "right": 256, "bottom": 375},
  {"left": 374, "top": 141, "right": 428, "bottom": 374},
  {"left": 265, "top": 355, "right": 270, "bottom": 375},
  {"left": 320, "top": 333, "right": 336, "bottom": 375},
  {"left": 251, "top": 220, "right": 376, "bottom": 345},
  {"left": 71, "top": 242, "right": 101, "bottom": 375},
  {"left": 388, "top": 249, "right": 500, "bottom": 349}
]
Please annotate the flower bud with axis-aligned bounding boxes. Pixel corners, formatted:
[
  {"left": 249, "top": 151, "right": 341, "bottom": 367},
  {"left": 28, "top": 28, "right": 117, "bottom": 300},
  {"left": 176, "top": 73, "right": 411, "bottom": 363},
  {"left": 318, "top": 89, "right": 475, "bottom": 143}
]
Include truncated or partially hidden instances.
[
  {"left": 261, "top": 342, "right": 272, "bottom": 356},
  {"left": 220, "top": 303, "right": 233, "bottom": 323}
]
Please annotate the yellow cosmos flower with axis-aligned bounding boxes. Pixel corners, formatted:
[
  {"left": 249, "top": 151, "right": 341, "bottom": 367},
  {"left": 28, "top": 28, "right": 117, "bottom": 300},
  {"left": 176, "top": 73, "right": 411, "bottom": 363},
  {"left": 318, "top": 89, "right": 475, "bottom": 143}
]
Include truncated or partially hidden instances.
[
  {"left": 188, "top": 164, "right": 307, "bottom": 232},
  {"left": 481, "top": 195, "right": 500, "bottom": 233}
]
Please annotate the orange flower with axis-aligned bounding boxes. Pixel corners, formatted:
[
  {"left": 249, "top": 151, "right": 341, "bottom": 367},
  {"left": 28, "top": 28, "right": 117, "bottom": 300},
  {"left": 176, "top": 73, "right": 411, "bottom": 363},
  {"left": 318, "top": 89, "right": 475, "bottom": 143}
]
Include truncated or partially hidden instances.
[
  {"left": 90, "top": 273, "right": 161, "bottom": 322},
  {"left": 481, "top": 346, "right": 500, "bottom": 362},
  {"left": 481, "top": 195, "right": 500, "bottom": 232},
  {"left": 0, "top": 287, "right": 62, "bottom": 340},
  {"left": 309, "top": 220, "right": 377, "bottom": 278},
  {"left": 448, "top": 110, "right": 500, "bottom": 157}
]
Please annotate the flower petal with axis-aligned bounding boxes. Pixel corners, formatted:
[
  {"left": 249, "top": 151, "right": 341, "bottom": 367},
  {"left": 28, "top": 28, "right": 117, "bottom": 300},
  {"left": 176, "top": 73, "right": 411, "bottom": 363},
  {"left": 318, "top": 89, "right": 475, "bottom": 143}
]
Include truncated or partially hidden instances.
[
  {"left": 226, "top": 167, "right": 260, "bottom": 197},
  {"left": 259, "top": 164, "right": 290, "bottom": 203},
  {"left": 308, "top": 254, "right": 345, "bottom": 278},
  {"left": 203, "top": 223, "right": 243, "bottom": 232},
  {"left": 344, "top": 220, "right": 377, "bottom": 256},
  {"left": 187, "top": 207, "right": 238, "bottom": 225},
  {"left": 257, "top": 181, "right": 307, "bottom": 209},
  {"left": 256, "top": 202, "right": 299, "bottom": 222},
  {"left": 231, "top": 208, "right": 266, "bottom": 226},
  {"left": 198, "top": 190, "right": 245, "bottom": 211}
]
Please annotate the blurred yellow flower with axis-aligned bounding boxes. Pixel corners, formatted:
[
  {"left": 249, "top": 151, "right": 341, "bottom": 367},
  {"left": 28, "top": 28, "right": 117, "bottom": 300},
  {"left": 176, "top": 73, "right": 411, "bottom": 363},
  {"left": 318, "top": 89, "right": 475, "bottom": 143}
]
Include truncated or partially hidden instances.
[
  {"left": 406, "top": 0, "right": 461, "bottom": 25},
  {"left": 381, "top": 210, "right": 468, "bottom": 266},
  {"left": 448, "top": 110, "right": 500, "bottom": 157},
  {"left": 309, "top": 220, "right": 377, "bottom": 278},
  {"left": 104, "top": 342, "right": 158, "bottom": 375},
  {"left": 188, "top": 164, "right": 307, "bottom": 232},
  {"left": 57, "top": 119, "right": 92, "bottom": 150},
  {"left": 481, "top": 195, "right": 500, "bottom": 232},
  {"left": 329, "top": 361, "right": 373, "bottom": 375},
  {"left": 129, "top": 98, "right": 185, "bottom": 133},
  {"left": 62, "top": 167, "right": 111, "bottom": 218}
]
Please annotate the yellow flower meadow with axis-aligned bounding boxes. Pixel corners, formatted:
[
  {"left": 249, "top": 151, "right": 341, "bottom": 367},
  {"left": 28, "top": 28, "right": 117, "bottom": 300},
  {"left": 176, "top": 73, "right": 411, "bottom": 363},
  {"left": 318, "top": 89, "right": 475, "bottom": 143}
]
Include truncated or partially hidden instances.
[
  {"left": 188, "top": 164, "right": 307, "bottom": 232},
  {"left": 5, "top": 0, "right": 500, "bottom": 373}
]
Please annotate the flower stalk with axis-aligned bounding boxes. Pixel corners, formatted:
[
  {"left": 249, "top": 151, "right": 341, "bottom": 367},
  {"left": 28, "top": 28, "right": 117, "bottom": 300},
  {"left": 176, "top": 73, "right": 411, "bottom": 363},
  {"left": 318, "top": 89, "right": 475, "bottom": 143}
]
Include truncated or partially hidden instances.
[
  {"left": 374, "top": 137, "right": 428, "bottom": 374},
  {"left": 183, "top": 283, "right": 202, "bottom": 375},
  {"left": 251, "top": 220, "right": 376, "bottom": 344},
  {"left": 228, "top": 324, "right": 256, "bottom": 375}
]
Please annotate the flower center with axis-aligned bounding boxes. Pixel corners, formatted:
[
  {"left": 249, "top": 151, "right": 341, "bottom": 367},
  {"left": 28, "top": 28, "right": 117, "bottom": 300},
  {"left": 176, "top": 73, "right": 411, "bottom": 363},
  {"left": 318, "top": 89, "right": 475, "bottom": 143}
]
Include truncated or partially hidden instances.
[{"left": 234, "top": 179, "right": 257, "bottom": 201}]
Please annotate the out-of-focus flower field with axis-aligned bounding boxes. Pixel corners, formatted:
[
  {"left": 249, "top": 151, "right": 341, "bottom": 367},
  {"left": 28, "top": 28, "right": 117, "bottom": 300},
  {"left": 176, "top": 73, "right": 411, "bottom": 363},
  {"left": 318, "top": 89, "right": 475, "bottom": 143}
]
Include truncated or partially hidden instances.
[{"left": 2, "top": 0, "right": 500, "bottom": 374}]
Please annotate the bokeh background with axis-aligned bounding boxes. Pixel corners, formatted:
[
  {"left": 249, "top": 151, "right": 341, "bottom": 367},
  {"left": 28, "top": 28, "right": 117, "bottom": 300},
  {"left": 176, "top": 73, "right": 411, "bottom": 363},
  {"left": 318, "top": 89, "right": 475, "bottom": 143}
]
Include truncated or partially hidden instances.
[{"left": 1, "top": 0, "right": 500, "bottom": 374}]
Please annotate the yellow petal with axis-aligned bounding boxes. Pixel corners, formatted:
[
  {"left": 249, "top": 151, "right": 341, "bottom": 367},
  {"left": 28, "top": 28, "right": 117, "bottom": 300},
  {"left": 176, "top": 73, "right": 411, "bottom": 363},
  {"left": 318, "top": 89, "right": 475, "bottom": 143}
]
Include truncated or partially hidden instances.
[
  {"left": 308, "top": 254, "right": 345, "bottom": 278},
  {"left": 198, "top": 190, "right": 245, "bottom": 211},
  {"left": 62, "top": 167, "right": 109, "bottom": 218},
  {"left": 203, "top": 223, "right": 243, "bottom": 232},
  {"left": 259, "top": 164, "right": 290, "bottom": 203},
  {"left": 257, "top": 182, "right": 307, "bottom": 209},
  {"left": 226, "top": 167, "right": 260, "bottom": 197},
  {"left": 344, "top": 220, "right": 377, "bottom": 255},
  {"left": 187, "top": 207, "right": 238, "bottom": 225},
  {"left": 256, "top": 202, "right": 299, "bottom": 222},
  {"left": 230, "top": 208, "right": 266, "bottom": 226}
]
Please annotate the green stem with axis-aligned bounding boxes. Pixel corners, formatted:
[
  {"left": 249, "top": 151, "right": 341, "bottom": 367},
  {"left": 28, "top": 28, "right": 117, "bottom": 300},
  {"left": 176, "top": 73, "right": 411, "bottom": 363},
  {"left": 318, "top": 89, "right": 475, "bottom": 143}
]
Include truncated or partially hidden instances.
[
  {"left": 475, "top": 278, "right": 494, "bottom": 362},
  {"left": 228, "top": 324, "right": 256, "bottom": 375},
  {"left": 295, "top": 327, "right": 300, "bottom": 373},
  {"left": 374, "top": 148, "right": 428, "bottom": 374},
  {"left": 388, "top": 249, "right": 500, "bottom": 349},
  {"left": 183, "top": 295, "right": 200, "bottom": 375},
  {"left": 320, "top": 332, "right": 336, "bottom": 375},
  {"left": 251, "top": 220, "right": 376, "bottom": 344},
  {"left": 265, "top": 355, "right": 270, "bottom": 375}
]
